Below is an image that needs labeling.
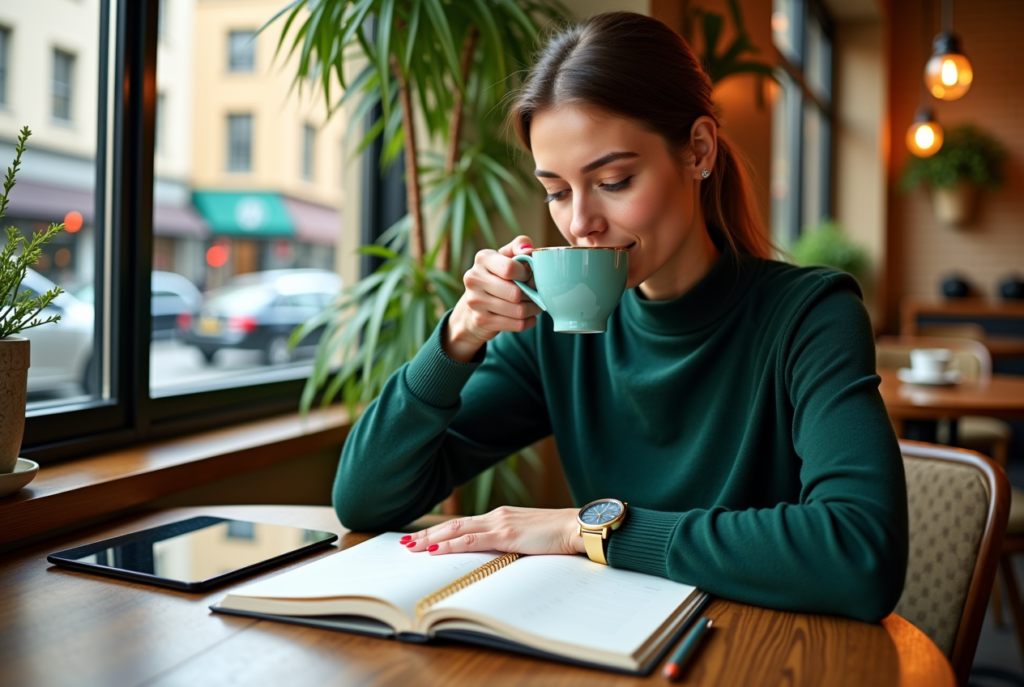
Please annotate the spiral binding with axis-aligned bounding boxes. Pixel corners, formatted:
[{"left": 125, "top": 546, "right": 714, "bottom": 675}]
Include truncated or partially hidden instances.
[{"left": 415, "top": 552, "right": 521, "bottom": 620}]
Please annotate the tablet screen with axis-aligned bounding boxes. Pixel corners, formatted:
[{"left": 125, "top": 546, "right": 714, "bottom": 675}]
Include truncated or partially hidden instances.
[{"left": 49, "top": 516, "right": 337, "bottom": 589}]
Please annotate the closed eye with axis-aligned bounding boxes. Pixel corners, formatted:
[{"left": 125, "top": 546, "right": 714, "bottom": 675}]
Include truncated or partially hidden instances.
[{"left": 543, "top": 175, "right": 635, "bottom": 204}]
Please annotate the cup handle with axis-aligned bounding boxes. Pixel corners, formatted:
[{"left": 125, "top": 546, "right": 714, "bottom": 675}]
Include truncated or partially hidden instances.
[{"left": 511, "top": 254, "right": 547, "bottom": 312}]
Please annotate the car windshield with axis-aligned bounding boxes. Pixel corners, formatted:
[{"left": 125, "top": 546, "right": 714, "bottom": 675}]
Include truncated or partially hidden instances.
[{"left": 204, "top": 285, "right": 277, "bottom": 315}]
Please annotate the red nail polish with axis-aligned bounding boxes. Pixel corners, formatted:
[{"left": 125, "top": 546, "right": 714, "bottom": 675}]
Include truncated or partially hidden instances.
[
  {"left": 399, "top": 535, "right": 411, "bottom": 543},
  {"left": 518, "top": 244, "right": 532, "bottom": 252},
  {"left": 406, "top": 541, "right": 416, "bottom": 548},
  {"left": 427, "top": 544, "right": 439, "bottom": 552}
]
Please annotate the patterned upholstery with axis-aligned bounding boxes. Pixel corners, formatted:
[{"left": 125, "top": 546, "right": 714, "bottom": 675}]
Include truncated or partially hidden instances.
[{"left": 895, "top": 455, "right": 990, "bottom": 656}]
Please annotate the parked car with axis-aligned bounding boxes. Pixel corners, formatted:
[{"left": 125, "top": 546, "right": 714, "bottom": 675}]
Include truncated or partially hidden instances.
[
  {"left": 180, "top": 269, "right": 342, "bottom": 365},
  {"left": 20, "top": 269, "right": 95, "bottom": 395},
  {"left": 74, "top": 270, "right": 202, "bottom": 340}
]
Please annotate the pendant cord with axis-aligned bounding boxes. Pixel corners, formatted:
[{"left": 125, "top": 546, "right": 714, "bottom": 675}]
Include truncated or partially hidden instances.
[{"left": 942, "top": 0, "right": 953, "bottom": 35}]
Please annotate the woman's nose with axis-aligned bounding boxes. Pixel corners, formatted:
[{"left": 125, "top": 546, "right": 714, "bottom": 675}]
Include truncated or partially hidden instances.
[{"left": 568, "top": 195, "right": 606, "bottom": 240}]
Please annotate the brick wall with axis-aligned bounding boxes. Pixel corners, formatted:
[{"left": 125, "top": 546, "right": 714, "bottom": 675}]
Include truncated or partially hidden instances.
[{"left": 887, "top": 0, "right": 1024, "bottom": 328}]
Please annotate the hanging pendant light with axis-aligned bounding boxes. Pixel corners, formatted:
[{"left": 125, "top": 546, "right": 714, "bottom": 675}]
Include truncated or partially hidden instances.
[
  {"left": 924, "top": 0, "right": 973, "bottom": 100},
  {"left": 906, "top": 107, "right": 944, "bottom": 157}
]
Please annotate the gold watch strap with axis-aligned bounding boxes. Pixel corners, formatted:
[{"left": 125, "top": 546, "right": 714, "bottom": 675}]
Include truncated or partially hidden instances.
[{"left": 581, "top": 529, "right": 608, "bottom": 565}]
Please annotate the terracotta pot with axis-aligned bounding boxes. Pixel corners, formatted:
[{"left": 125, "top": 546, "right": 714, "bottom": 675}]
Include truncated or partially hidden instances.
[
  {"left": 932, "top": 182, "right": 979, "bottom": 227},
  {"left": 0, "top": 337, "right": 30, "bottom": 473}
]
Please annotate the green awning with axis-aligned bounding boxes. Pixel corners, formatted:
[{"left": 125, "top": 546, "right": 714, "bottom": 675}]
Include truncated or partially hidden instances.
[{"left": 192, "top": 191, "right": 294, "bottom": 237}]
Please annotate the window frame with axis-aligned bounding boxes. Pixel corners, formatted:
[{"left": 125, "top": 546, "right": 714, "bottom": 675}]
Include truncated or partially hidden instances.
[
  {"left": 52, "top": 47, "right": 76, "bottom": 123},
  {"left": 227, "top": 29, "right": 256, "bottom": 73},
  {"left": 771, "top": 0, "right": 835, "bottom": 245},
  {"left": 0, "top": 26, "right": 10, "bottom": 108},
  {"left": 23, "top": 0, "right": 353, "bottom": 465},
  {"left": 301, "top": 122, "right": 315, "bottom": 181},
  {"left": 227, "top": 112, "right": 253, "bottom": 173}
]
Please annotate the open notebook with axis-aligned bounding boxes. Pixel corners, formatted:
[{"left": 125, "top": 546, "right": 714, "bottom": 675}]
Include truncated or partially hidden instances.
[{"left": 211, "top": 533, "right": 708, "bottom": 675}]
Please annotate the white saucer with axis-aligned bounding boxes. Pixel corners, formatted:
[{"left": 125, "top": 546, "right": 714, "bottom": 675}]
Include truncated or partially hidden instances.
[
  {"left": 897, "top": 368, "right": 963, "bottom": 386},
  {"left": 0, "top": 458, "right": 40, "bottom": 497}
]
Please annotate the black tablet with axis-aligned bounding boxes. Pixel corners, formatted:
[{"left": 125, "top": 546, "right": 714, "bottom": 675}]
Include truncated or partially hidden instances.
[{"left": 47, "top": 516, "right": 338, "bottom": 591}]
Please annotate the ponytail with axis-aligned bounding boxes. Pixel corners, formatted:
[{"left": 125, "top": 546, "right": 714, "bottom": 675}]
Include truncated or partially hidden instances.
[{"left": 509, "top": 11, "right": 775, "bottom": 260}]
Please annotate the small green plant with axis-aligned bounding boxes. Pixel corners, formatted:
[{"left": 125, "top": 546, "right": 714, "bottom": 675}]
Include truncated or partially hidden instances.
[
  {"left": 0, "top": 127, "right": 65, "bottom": 339},
  {"left": 901, "top": 124, "right": 1007, "bottom": 192},
  {"left": 791, "top": 219, "right": 868, "bottom": 280}
]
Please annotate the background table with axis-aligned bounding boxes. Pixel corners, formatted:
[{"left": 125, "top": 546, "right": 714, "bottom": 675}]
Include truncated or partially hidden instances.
[
  {"left": 0, "top": 505, "right": 955, "bottom": 687},
  {"left": 879, "top": 369, "right": 1024, "bottom": 422}
]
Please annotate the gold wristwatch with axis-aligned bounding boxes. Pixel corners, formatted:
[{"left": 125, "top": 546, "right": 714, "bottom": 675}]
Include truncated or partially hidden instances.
[{"left": 576, "top": 498, "right": 627, "bottom": 565}]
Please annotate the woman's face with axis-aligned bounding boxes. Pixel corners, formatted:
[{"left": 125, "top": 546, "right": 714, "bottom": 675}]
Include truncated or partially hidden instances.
[{"left": 529, "top": 104, "right": 716, "bottom": 299}]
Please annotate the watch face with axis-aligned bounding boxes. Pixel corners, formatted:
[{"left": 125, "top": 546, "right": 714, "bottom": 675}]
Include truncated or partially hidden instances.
[{"left": 580, "top": 500, "right": 623, "bottom": 527}]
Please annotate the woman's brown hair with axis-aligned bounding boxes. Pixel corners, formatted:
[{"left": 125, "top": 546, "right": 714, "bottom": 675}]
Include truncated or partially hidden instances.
[{"left": 508, "top": 11, "right": 774, "bottom": 260}]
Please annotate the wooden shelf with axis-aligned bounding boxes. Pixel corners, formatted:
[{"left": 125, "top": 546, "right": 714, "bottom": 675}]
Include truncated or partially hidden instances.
[{"left": 0, "top": 406, "right": 351, "bottom": 548}]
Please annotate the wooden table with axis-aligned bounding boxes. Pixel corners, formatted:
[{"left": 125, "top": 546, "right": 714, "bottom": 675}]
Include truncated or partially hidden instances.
[
  {"left": 0, "top": 505, "right": 955, "bottom": 687},
  {"left": 879, "top": 369, "right": 1024, "bottom": 421}
]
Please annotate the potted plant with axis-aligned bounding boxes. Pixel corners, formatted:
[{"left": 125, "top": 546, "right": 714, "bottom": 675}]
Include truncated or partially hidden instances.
[
  {"left": 791, "top": 218, "right": 869, "bottom": 284},
  {"left": 266, "top": 0, "right": 567, "bottom": 514},
  {"left": 901, "top": 124, "right": 1007, "bottom": 227},
  {"left": 0, "top": 127, "right": 65, "bottom": 476}
]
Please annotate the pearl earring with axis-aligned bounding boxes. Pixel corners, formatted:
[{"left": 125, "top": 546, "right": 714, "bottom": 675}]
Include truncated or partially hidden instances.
[{"left": 701, "top": 168, "right": 710, "bottom": 179}]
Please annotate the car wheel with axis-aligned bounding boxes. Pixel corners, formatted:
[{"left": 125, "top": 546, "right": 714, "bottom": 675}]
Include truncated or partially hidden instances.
[
  {"left": 199, "top": 346, "right": 218, "bottom": 365},
  {"left": 263, "top": 336, "right": 291, "bottom": 366}
]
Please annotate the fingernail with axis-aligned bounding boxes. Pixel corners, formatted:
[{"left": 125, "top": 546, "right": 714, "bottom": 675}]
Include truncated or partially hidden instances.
[
  {"left": 406, "top": 541, "right": 417, "bottom": 548},
  {"left": 427, "top": 544, "right": 439, "bottom": 552},
  {"left": 399, "top": 535, "right": 411, "bottom": 543},
  {"left": 518, "top": 243, "right": 532, "bottom": 252}
]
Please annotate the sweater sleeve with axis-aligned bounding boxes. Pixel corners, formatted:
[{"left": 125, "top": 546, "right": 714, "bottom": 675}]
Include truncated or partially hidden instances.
[
  {"left": 333, "top": 312, "right": 551, "bottom": 531},
  {"left": 607, "top": 277, "right": 909, "bottom": 623}
]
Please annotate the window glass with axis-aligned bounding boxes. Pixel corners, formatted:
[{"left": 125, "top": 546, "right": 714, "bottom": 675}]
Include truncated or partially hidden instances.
[
  {"left": 801, "top": 102, "right": 830, "bottom": 228},
  {"left": 227, "top": 30, "right": 255, "bottom": 72},
  {"left": 2, "top": 2, "right": 102, "bottom": 410},
  {"left": 155, "top": 92, "right": 166, "bottom": 155},
  {"left": 805, "top": 14, "right": 832, "bottom": 103},
  {"left": 151, "top": 2, "right": 346, "bottom": 397},
  {"left": 52, "top": 49, "right": 75, "bottom": 122},
  {"left": 771, "top": 0, "right": 802, "bottom": 64},
  {"left": 0, "top": 27, "right": 9, "bottom": 107},
  {"left": 770, "top": 70, "right": 801, "bottom": 245},
  {"left": 227, "top": 114, "right": 252, "bottom": 172},
  {"left": 301, "top": 123, "right": 314, "bottom": 181}
]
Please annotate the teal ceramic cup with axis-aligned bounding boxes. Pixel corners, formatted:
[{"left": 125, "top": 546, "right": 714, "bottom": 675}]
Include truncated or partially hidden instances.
[{"left": 512, "top": 247, "right": 629, "bottom": 333}]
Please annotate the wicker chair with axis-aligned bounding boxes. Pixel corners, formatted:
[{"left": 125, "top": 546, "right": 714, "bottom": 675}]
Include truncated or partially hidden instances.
[{"left": 895, "top": 440, "right": 1009, "bottom": 686}]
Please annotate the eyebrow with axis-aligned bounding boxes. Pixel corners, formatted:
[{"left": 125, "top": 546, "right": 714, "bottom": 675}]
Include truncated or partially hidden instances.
[{"left": 534, "top": 151, "right": 639, "bottom": 178}]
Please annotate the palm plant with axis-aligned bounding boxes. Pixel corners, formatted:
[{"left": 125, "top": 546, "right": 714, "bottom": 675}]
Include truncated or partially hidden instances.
[{"left": 266, "top": 0, "right": 567, "bottom": 514}]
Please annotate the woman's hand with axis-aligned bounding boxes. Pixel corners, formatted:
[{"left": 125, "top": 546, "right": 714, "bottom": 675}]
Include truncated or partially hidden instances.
[
  {"left": 400, "top": 506, "right": 587, "bottom": 556},
  {"left": 443, "top": 236, "right": 544, "bottom": 363}
]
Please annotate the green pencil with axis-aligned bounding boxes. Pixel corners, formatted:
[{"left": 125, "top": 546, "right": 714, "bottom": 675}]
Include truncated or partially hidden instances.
[{"left": 662, "top": 617, "right": 713, "bottom": 681}]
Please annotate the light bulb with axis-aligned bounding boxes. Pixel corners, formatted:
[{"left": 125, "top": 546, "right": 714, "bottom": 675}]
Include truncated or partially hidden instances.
[
  {"left": 906, "top": 109, "right": 944, "bottom": 157},
  {"left": 924, "top": 34, "right": 973, "bottom": 101}
]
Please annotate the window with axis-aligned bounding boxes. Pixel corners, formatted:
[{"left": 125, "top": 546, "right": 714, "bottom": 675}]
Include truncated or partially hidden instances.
[
  {"left": 227, "top": 30, "right": 255, "bottom": 72},
  {"left": 0, "top": 27, "right": 9, "bottom": 107},
  {"left": 52, "top": 48, "right": 75, "bottom": 122},
  {"left": 157, "top": 0, "right": 166, "bottom": 42},
  {"left": 227, "top": 114, "right": 252, "bottom": 172},
  {"left": 301, "top": 124, "right": 315, "bottom": 181},
  {"left": 770, "top": 0, "right": 833, "bottom": 245},
  {"left": 15, "top": 0, "right": 355, "bottom": 465}
]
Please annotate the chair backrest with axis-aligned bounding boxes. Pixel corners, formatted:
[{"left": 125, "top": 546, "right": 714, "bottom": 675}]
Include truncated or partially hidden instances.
[
  {"left": 876, "top": 335, "right": 993, "bottom": 382},
  {"left": 895, "top": 440, "right": 1009, "bottom": 686}
]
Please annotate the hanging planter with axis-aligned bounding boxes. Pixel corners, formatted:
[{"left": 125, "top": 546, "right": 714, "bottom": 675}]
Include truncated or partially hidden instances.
[
  {"left": 901, "top": 124, "right": 1007, "bottom": 229},
  {"left": 931, "top": 181, "right": 979, "bottom": 227}
]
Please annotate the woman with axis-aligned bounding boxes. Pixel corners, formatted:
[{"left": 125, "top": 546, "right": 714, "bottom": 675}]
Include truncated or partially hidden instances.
[{"left": 334, "top": 11, "right": 907, "bottom": 623}]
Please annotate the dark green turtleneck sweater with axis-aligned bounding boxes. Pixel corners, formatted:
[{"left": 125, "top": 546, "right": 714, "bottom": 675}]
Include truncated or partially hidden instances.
[{"left": 334, "top": 251, "right": 908, "bottom": 623}]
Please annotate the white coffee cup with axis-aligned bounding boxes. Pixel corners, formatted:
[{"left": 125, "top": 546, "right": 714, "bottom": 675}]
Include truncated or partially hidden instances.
[{"left": 910, "top": 348, "right": 952, "bottom": 381}]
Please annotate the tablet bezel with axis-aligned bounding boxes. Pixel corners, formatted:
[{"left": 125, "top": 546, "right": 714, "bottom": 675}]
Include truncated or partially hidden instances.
[{"left": 47, "top": 515, "right": 339, "bottom": 592}]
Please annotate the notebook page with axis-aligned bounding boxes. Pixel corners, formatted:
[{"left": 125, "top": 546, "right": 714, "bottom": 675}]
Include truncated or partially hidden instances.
[
  {"left": 227, "top": 533, "right": 501, "bottom": 621},
  {"left": 429, "top": 554, "right": 697, "bottom": 656}
]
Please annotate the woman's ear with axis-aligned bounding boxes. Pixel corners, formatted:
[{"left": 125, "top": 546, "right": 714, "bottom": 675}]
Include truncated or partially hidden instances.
[{"left": 688, "top": 116, "right": 718, "bottom": 179}]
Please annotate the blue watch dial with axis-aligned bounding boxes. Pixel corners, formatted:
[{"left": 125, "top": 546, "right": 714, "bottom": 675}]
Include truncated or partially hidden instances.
[{"left": 580, "top": 500, "right": 623, "bottom": 526}]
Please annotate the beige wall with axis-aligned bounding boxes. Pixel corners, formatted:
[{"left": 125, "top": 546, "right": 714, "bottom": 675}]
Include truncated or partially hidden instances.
[
  {"left": 0, "top": 0, "right": 101, "bottom": 159},
  {"left": 191, "top": 0, "right": 346, "bottom": 209},
  {"left": 887, "top": 0, "right": 1024, "bottom": 328},
  {"left": 155, "top": 0, "right": 197, "bottom": 182}
]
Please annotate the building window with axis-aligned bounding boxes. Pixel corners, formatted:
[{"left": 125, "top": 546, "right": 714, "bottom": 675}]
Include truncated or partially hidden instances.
[
  {"left": 770, "top": 0, "right": 833, "bottom": 245},
  {"left": 301, "top": 124, "right": 315, "bottom": 181},
  {"left": 227, "top": 113, "right": 252, "bottom": 172},
  {"left": 52, "top": 49, "right": 75, "bottom": 122},
  {"left": 227, "top": 30, "right": 255, "bottom": 72},
  {"left": 0, "top": 27, "right": 10, "bottom": 107},
  {"left": 155, "top": 93, "right": 166, "bottom": 155}
]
